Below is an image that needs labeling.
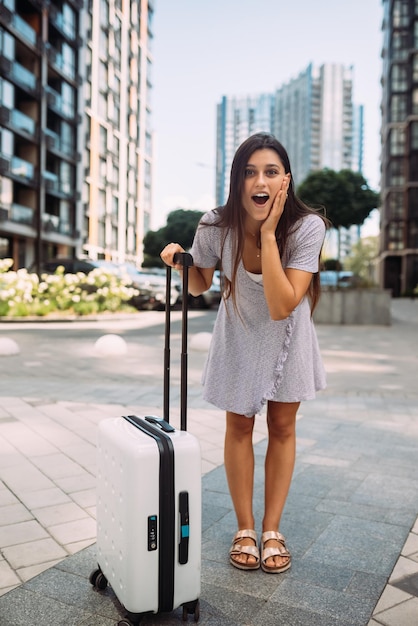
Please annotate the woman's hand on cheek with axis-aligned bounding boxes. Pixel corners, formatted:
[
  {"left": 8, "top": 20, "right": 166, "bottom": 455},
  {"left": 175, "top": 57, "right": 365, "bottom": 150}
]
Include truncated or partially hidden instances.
[{"left": 261, "top": 173, "right": 291, "bottom": 234}]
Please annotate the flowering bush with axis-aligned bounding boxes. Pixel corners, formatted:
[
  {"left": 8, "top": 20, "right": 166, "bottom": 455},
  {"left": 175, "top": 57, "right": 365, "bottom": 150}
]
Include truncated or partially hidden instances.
[{"left": 0, "top": 258, "right": 139, "bottom": 317}]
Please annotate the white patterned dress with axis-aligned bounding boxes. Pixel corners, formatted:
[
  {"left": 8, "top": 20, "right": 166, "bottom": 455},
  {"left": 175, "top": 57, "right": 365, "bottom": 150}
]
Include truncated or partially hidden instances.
[{"left": 190, "top": 210, "right": 326, "bottom": 417}]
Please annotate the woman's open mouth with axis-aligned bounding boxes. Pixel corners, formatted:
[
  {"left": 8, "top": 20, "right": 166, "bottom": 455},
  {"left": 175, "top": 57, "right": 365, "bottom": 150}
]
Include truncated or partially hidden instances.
[{"left": 252, "top": 193, "right": 269, "bottom": 207}]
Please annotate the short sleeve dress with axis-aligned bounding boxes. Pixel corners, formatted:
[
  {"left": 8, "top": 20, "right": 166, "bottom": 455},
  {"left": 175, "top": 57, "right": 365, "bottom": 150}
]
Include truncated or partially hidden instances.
[{"left": 190, "top": 209, "right": 327, "bottom": 417}]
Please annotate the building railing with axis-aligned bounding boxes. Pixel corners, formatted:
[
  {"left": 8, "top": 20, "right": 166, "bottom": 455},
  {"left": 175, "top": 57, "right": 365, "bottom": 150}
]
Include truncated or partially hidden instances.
[
  {"left": 0, "top": 202, "right": 35, "bottom": 226},
  {"left": 13, "top": 13, "right": 37, "bottom": 47},
  {"left": 11, "top": 108, "right": 36, "bottom": 136},
  {"left": 0, "top": 153, "right": 36, "bottom": 182},
  {"left": 8, "top": 59, "right": 38, "bottom": 93}
]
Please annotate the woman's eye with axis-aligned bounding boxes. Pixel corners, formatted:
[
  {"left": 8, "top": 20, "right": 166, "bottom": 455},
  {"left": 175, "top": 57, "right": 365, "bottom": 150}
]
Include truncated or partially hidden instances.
[
  {"left": 244, "top": 169, "right": 255, "bottom": 177},
  {"left": 266, "top": 169, "right": 279, "bottom": 176}
]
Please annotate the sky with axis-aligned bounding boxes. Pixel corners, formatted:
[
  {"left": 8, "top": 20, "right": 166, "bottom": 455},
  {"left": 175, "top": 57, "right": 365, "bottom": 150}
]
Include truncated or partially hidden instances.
[{"left": 151, "top": 0, "right": 383, "bottom": 232}]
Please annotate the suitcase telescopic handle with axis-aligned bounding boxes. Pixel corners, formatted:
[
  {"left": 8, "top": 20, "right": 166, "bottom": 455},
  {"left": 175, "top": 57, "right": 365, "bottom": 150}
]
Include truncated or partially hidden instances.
[{"left": 164, "top": 252, "right": 194, "bottom": 431}]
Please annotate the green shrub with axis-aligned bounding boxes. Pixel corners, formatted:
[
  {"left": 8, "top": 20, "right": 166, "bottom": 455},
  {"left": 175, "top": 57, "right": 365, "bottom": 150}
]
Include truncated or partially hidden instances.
[{"left": 0, "top": 258, "right": 138, "bottom": 318}]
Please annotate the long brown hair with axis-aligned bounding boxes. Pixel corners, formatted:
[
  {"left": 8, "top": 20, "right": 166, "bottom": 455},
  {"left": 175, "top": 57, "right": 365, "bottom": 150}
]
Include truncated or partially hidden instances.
[{"left": 206, "top": 132, "right": 329, "bottom": 313}]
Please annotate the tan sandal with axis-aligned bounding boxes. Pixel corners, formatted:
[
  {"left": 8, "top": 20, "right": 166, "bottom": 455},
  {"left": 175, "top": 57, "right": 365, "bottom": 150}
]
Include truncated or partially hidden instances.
[
  {"left": 229, "top": 529, "right": 260, "bottom": 571},
  {"left": 260, "top": 531, "right": 291, "bottom": 573}
]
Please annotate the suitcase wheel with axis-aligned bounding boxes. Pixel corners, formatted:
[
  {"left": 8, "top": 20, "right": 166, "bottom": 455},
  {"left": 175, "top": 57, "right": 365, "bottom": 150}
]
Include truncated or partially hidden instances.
[
  {"left": 89, "top": 567, "right": 108, "bottom": 591},
  {"left": 182, "top": 599, "right": 200, "bottom": 622}
]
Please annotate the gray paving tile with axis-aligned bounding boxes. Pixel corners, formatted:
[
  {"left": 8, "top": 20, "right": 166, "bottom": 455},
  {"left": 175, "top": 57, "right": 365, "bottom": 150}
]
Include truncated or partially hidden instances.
[
  {"left": 0, "top": 587, "right": 93, "bottom": 626},
  {"left": 270, "top": 578, "right": 376, "bottom": 625},
  {"left": 0, "top": 302, "right": 418, "bottom": 625},
  {"left": 303, "top": 516, "right": 406, "bottom": 576}
]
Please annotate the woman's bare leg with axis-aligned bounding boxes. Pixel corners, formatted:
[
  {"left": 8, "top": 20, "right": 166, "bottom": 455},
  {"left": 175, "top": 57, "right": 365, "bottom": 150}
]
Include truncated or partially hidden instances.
[
  {"left": 262, "top": 401, "right": 299, "bottom": 568},
  {"left": 224, "top": 411, "right": 256, "bottom": 565}
]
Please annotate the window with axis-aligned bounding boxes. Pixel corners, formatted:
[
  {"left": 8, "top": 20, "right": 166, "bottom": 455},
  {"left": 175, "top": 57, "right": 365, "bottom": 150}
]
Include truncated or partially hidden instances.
[
  {"left": 393, "top": 0, "right": 410, "bottom": 27},
  {"left": 393, "top": 31, "right": 409, "bottom": 60},
  {"left": 60, "top": 161, "right": 73, "bottom": 194},
  {"left": 98, "top": 92, "right": 107, "bottom": 118},
  {"left": 99, "top": 61, "right": 108, "bottom": 90},
  {"left": 389, "top": 127, "right": 405, "bottom": 155},
  {"left": 412, "top": 89, "right": 418, "bottom": 115},
  {"left": 99, "top": 29, "right": 108, "bottom": 57},
  {"left": 411, "top": 121, "right": 418, "bottom": 149},
  {"left": 61, "top": 82, "right": 75, "bottom": 118},
  {"left": 407, "top": 189, "right": 418, "bottom": 218},
  {"left": 0, "top": 127, "right": 13, "bottom": 154},
  {"left": 0, "top": 79, "right": 14, "bottom": 108},
  {"left": 99, "top": 125, "right": 107, "bottom": 154},
  {"left": 387, "top": 159, "right": 405, "bottom": 185},
  {"left": 0, "top": 176, "right": 12, "bottom": 206},
  {"left": 390, "top": 94, "right": 407, "bottom": 121},
  {"left": 62, "top": 3, "right": 76, "bottom": 40},
  {"left": 391, "top": 64, "right": 408, "bottom": 91},
  {"left": 0, "top": 28, "right": 14, "bottom": 60},
  {"left": 407, "top": 220, "right": 418, "bottom": 247},
  {"left": 387, "top": 222, "right": 404, "bottom": 250},
  {"left": 99, "top": 157, "right": 107, "bottom": 183},
  {"left": 62, "top": 43, "right": 75, "bottom": 80},
  {"left": 98, "top": 190, "right": 106, "bottom": 218},
  {"left": 387, "top": 191, "right": 404, "bottom": 219},
  {"left": 61, "top": 121, "right": 74, "bottom": 154}
]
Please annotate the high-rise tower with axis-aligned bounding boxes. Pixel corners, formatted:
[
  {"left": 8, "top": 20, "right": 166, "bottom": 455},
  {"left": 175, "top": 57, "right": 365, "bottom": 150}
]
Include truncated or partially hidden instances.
[
  {"left": 379, "top": 0, "right": 418, "bottom": 296},
  {"left": 0, "top": 0, "right": 154, "bottom": 270}
]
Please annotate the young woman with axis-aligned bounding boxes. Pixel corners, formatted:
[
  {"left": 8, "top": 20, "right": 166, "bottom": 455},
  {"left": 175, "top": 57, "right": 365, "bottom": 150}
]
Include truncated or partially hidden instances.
[{"left": 161, "top": 132, "right": 328, "bottom": 574}]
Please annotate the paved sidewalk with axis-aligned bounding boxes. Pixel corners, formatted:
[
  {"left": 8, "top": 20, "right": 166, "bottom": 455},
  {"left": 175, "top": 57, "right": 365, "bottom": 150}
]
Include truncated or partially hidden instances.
[{"left": 0, "top": 300, "right": 417, "bottom": 625}]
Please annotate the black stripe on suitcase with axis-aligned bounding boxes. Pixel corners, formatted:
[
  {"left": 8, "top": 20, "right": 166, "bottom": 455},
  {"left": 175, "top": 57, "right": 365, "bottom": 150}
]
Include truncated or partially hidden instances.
[{"left": 123, "top": 414, "right": 176, "bottom": 614}]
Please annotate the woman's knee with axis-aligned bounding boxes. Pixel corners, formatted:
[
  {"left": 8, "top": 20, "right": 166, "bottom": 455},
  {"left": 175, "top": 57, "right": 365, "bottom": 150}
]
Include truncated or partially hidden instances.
[
  {"left": 226, "top": 412, "right": 255, "bottom": 442},
  {"left": 266, "top": 402, "right": 298, "bottom": 441}
]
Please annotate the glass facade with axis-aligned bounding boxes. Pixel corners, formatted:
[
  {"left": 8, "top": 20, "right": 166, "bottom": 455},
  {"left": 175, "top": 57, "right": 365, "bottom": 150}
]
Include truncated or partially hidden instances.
[
  {"left": 216, "top": 63, "right": 362, "bottom": 208},
  {"left": 0, "top": 0, "right": 154, "bottom": 269},
  {"left": 380, "top": 0, "right": 418, "bottom": 295}
]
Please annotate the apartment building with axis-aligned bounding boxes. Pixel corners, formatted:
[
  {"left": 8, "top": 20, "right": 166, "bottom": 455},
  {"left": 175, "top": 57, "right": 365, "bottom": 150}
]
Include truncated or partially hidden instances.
[
  {"left": 0, "top": 0, "right": 154, "bottom": 271},
  {"left": 216, "top": 63, "right": 363, "bottom": 206},
  {"left": 216, "top": 93, "right": 274, "bottom": 207},
  {"left": 379, "top": 0, "right": 418, "bottom": 296}
]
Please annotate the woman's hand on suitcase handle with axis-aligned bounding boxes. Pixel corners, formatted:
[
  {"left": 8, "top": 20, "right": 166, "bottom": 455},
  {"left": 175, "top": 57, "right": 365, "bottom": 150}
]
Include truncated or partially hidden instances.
[{"left": 160, "top": 243, "right": 186, "bottom": 270}]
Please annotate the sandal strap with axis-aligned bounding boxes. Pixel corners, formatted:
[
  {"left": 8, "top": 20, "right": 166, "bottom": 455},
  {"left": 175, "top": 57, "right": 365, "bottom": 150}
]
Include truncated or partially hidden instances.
[
  {"left": 230, "top": 544, "right": 260, "bottom": 560},
  {"left": 261, "top": 530, "right": 286, "bottom": 545},
  {"left": 261, "top": 545, "right": 290, "bottom": 561},
  {"left": 261, "top": 531, "right": 290, "bottom": 562},
  {"left": 232, "top": 529, "right": 257, "bottom": 544}
]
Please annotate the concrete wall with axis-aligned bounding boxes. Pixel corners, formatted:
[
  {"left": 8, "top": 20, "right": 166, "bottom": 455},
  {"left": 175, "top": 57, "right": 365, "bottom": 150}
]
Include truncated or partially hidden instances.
[{"left": 313, "top": 289, "right": 392, "bottom": 325}]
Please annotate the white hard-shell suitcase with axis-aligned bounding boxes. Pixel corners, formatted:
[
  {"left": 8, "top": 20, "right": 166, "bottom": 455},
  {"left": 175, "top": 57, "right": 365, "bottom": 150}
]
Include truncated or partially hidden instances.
[{"left": 90, "top": 254, "right": 201, "bottom": 625}]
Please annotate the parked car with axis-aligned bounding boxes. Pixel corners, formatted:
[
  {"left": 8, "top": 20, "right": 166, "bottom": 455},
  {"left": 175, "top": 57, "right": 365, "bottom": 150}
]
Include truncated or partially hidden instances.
[
  {"left": 320, "top": 271, "right": 355, "bottom": 288},
  {"left": 119, "top": 265, "right": 180, "bottom": 310}
]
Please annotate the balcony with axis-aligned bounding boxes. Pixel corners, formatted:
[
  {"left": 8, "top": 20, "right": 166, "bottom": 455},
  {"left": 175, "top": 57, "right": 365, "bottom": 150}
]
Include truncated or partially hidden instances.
[
  {"left": 49, "top": 5, "right": 76, "bottom": 41},
  {"left": 44, "top": 129, "right": 75, "bottom": 158},
  {"left": 43, "top": 170, "right": 59, "bottom": 192},
  {"left": 42, "top": 212, "right": 73, "bottom": 236},
  {"left": 0, "top": 202, "right": 35, "bottom": 226},
  {"left": 13, "top": 13, "right": 38, "bottom": 48},
  {"left": 44, "top": 128, "right": 60, "bottom": 151},
  {"left": 0, "top": 153, "right": 36, "bottom": 182},
  {"left": 2, "top": 107, "right": 37, "bottom": 137},
  {"left": 46, "top": 43, "right": 76, "bottom": 81},
  {"left": 45, "top": 86, "right": 76, "bottom": 120},
  {"left": 0, "top": 1, "right": 38, "bottom": 45},
  {"left": 43, "top": 171, "right": 73, "bottom": 197},
  {"left": 1, "top": 57, "right": 38, "bottom": 94}
]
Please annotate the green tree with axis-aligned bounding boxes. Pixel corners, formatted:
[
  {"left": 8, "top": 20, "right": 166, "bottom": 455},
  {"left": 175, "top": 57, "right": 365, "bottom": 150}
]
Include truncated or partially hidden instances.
[
  {"left": 297, "top": 168, "right": 380, "bottom": 262},
  {"left": 143, "top": 208, "right": 204, "bottom": 267},
  {"left": 345, "top": 236, "right": 379, "bottom": 284}
]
